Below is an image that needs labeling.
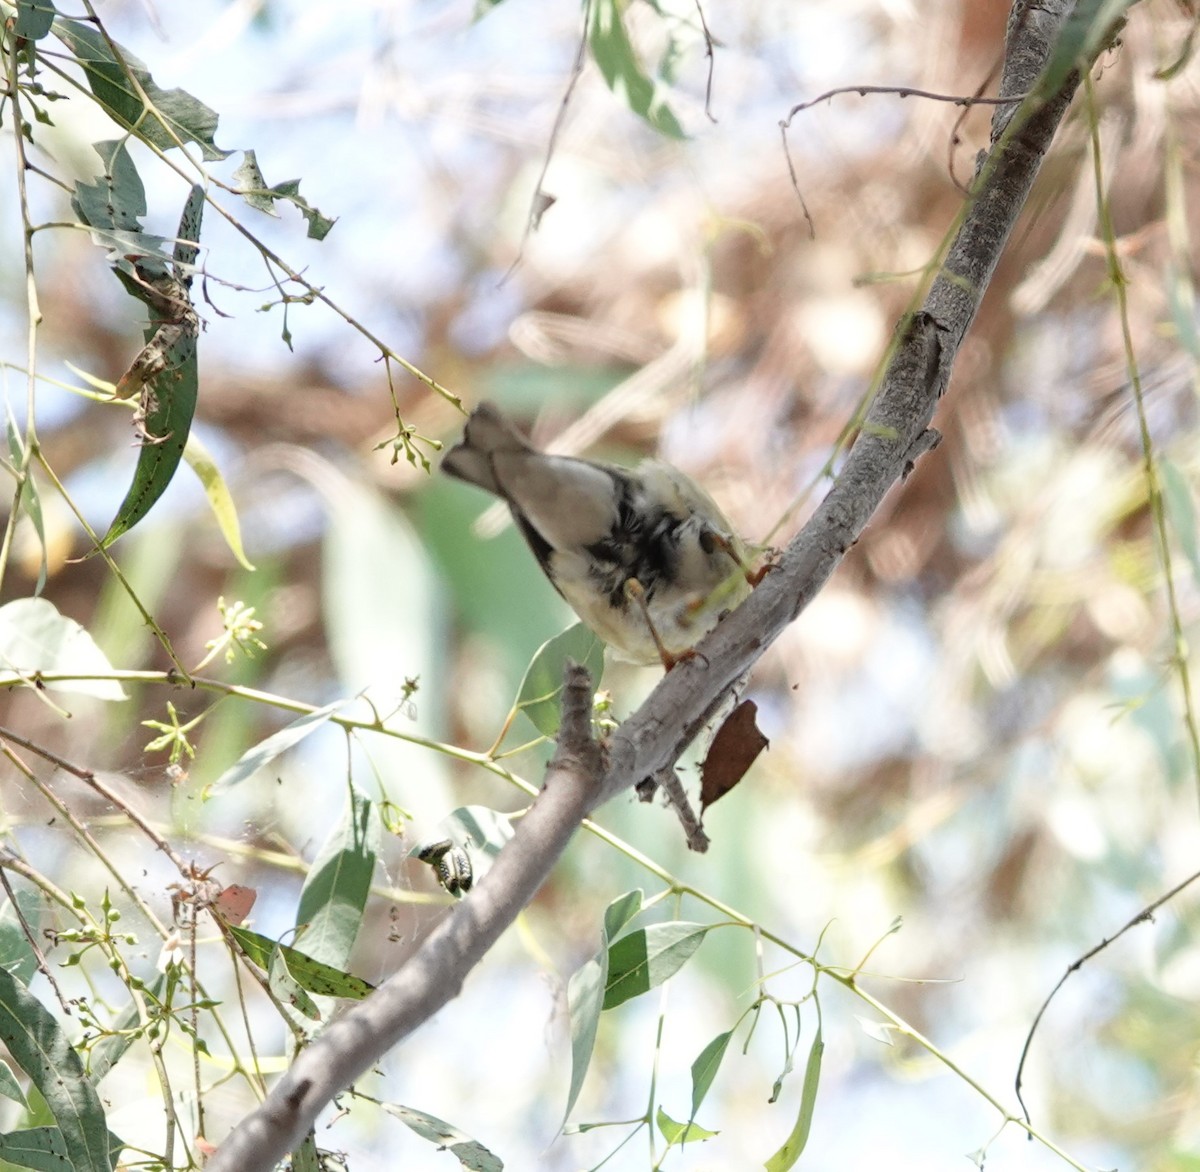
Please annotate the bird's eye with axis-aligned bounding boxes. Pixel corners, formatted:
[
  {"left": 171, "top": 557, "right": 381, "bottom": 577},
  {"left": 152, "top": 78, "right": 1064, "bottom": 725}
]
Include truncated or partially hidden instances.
[{"left": 699, "top": 528, "right": 717, "bottom": 554}]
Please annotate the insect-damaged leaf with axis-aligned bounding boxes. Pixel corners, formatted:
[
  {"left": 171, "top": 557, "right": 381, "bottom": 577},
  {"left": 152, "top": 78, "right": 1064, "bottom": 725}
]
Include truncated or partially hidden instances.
[
  {"left": 226, "top": 926, "right": 374, "bottom": 1001},
  {"left": 99, "top": 184, "right": 205, "bottom": 547},
  {"left": 0, "top": 967, "right": 114, "bottom": 1172},
  {"left": 232, "top": 150, "right": 337, "bottom": 240},
  {"left": 53, "top": 18, "right": 230, "bottom": 160}
]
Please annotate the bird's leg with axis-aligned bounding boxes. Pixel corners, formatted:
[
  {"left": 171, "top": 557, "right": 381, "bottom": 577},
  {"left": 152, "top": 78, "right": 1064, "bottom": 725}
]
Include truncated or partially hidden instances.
[
  {"left": 701, "top": 527, "right": 779, "bottom": 587},
  {"left": 624, "top": 578, "right": 693, "bottom": 671}
]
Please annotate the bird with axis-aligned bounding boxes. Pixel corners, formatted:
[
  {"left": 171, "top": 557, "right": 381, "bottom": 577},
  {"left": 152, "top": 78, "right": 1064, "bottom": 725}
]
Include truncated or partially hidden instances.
[{"left": 441, "top": 402, "right": 756, "bottom": 667}]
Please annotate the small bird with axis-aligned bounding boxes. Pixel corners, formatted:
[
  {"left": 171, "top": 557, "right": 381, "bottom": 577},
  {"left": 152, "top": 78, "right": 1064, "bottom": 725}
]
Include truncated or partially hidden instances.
[{"left": 442, "top": 402, "right": 756, "bottom": 667}]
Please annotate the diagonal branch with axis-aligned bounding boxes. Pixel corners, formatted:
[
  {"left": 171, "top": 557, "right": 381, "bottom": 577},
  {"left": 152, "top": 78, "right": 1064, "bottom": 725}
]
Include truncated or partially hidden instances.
[{"left": 207, "top": 2, "right": 1115, "bottom": 1167}]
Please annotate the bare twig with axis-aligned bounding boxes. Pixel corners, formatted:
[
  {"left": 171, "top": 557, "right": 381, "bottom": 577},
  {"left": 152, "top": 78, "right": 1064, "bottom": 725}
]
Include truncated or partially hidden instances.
[
  {"left": 694, "top": 0, "right": 718, "bottom": 123},
  {"left": 1014, "top": 866, "right": 1200, "bottom": 1127},
  {"left": 779, "top": 82, "right": 1029, "bottom": 234},
  {"left": 502, "top": 0, "right": 592, "bottom": 282},
  {"left": 0, "top": 864, "right": 69, "bottom": 1013},
  {"left": 641, "top": 765, "right": 710, "bottom": 853},
  {"left": 781, "top": 81, "right": 1028, "bottom": 126}
]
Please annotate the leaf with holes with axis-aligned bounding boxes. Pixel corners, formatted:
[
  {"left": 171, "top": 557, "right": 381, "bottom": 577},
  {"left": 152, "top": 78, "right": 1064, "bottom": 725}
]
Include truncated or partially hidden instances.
[
  {"left": 0, "top": 967, "right": 113, "bottom": 1171},
  {"left": 233, "top": 151, "right": 336, "bottom": 240},
  {"left": 53, "top": 19, "right": 230, "bottom": 159},
  {"left": 227, "top": 926, "right": 374, "bottom": 1001}
]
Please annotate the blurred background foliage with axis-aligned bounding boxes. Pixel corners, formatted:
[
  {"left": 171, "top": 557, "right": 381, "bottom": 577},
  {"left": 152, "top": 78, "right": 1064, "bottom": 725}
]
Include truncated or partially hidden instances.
[{"left": 2, "top": 0, "right": 1200, "bottom": 1167}]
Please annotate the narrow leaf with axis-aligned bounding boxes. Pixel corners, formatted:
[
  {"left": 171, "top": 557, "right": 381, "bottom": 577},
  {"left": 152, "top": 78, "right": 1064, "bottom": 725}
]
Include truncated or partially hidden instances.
[
  {"left": 690, "top": 1029, "right": 734, "bottom": 1116},
  {"left": 0, "top": 1058, "right": 28, "bottom": 1108},
  {"left": 100, "top": 335, "right": 197, "bottom": 546},
  {"left": 764, "top": 1031, "right": 824, "bottom": 1171},
  {"left": 100, "top": 184, "right": 204, "bottom": 546},
  {"left": 294, "top": 784, "right": 379, "bottom": 967},
  {"left": 0, "top": 597, "right": 126, "bottom": 699},
  {"left": 269, "top": 950, "right": 320, "bottom": 1021},
  {"left": 587, "top": 0, "right": 685, "bottom": 139},
  {"left": 0, "top": 967, "right": 112, "bottom": 1171},
  {"left": 1162, "top": 458, "right": 1200, "bottom": 583},
  {"left": 207, "top": 701, "right": 345, "bottom": 793},
  {"left": 603, "top": 889, "right": 643, "bottom": 942},
  {"left": 564, "top": 954, "right": 607, "bottom": 1129},
  {"left": 383, "top": 1103, "right": 503, "bottom": 1171},
  {"left": 7, "top": 408, "right": 46, "bottom": 595},
  {"left": 1038, "top": 0, "right": 1137, "bottom": 97},
  {"left": 182, "top": 430, "right": 256, "bottom": 569},
  {"left": 603, "top": 922, "right": 712, "bottom": 1010}
]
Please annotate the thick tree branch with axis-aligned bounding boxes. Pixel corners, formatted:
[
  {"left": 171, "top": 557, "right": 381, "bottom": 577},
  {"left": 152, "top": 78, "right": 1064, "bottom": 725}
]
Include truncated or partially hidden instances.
[{"left": 209, "top": 2, "right": 1111, "bottom": 1166}]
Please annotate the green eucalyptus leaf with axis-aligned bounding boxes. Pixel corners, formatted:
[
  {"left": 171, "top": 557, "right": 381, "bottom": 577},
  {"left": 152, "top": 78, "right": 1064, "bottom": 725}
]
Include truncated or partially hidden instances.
[
  {"left": 690, "top": 1028, "right": 734, "bottom": 1116},
  {"left": 0, "top": 598, "right": 126, "bottom": 700},
  {"left": 383, "top": 1103, "right": 503, "bottom": 1172},
  {"left": 764, "top": 1030, "right": 824, "bottom": 1171},
  {"left": 15, "top": 0, "right": 57, "bottom": 39},
  {"left": 513, "top": 623, "right": 605, "bottom": 737},
  {"left": 294, "top": 784, "right": 379, "bottom": 967},
  {"left": 54, "top": 19, "right": 230, "bottom": 159},
  {"left": 0, "top": 967, "right": 113, "bottom": 1172},
  {"left": 587, "top": 0, "right": 685, "bottom": 139},
  {"left": 603, "top": 922, "right": 712, "bottom": 1010},
  {"left": 656, "top": 1105, "right": 717, "bottom": 1145}
]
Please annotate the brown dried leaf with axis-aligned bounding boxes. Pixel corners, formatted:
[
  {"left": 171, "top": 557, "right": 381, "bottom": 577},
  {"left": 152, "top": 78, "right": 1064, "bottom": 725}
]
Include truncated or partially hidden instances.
[{"left": 700, "top": 699, "right": 768, "bottom": 813}]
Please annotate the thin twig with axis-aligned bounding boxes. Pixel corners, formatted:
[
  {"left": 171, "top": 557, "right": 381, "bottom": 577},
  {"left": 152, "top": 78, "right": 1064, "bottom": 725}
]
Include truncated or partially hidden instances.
[
  {"left": 778, "top": 83, "right": 1030, "bottom": 236},
  {"left": 1014, "top": 865, "right": 1200, "bottom": 1127},
  {"left": 0, "top": 724, "right": 189, "bottom": 873},
  {"left": 693, "top": 0, "right": 718, "bottom": 123},
  {"left": 781, "top": 82, "right": 1029, "bottom": 127},
  {"left": 0, "top": 864, "right": 70, "bottom": 1013},
  {"left": 643, "top": 766, "right": 710, "bottom": 853},
  {"left": 501, "top": 0, "right": 592, "bottom": 283}
]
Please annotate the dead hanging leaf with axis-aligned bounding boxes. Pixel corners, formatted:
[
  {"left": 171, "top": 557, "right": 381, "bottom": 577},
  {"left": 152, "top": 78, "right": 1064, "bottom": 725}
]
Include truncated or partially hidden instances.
[
  {"left": 213, "top": 884, "right": 257, "bottom": 926},
  {"left": 114, "top": 315, "right": 193, "bottom": 401},
  {"left": 700, "top": 699, "right": 768, "bottom": 813}
]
